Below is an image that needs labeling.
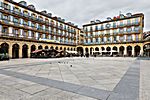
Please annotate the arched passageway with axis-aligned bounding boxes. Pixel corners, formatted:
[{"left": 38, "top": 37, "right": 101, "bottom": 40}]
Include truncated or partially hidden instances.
[
  {"left": 77, "top": 47, "right": 83, "bottom": 55},
  {"left": 45, "top": 46, "right": 49, "bottom": 49},
  {"left": 95, "top": 47, "right": 99, "bottom": 51},
  {"left": 22, "top": 44, "right": 28, "bottom": 58},
  {"left": 144, "top": 43, "right": 150, "bottom": 57},
  {"left": 38, "top": 45, "right": 43, "bottom": 50},
  {"left": 127, "top": 46, "right": 132, "bottom": 57},
  {"left": 134, "top": 45, "right": 141, "bottom": 57},
  {"left": 12, "top": 44, "right": 19, "bottom": 58},
  {"left": 85, "top": 48, "right": 89, "bottom": 54},
  {"left": 119, "top": 46, "right": 124, "bottom": 56},
  {"left": 55, "top": 46, "right": 58, "bottom": 50},
  {"left": 31, "top": 45, "right": 36, "bottom": 52},
  {"left": 90, "top": 47, "right": 94, "bottom": 55},
  {"left": 106, "top": 47, "right": 111, "bottom": 51},
  {"left": 101, "top": 47, "right": 105, "bottom": 51},
  {"left": 0, "top": 43, "right": 9, "bottom": 54},
  {"left": 50, "top": 46, "right": 54, "bottom": 50},
  {"left": 113, "top": 46, "right": 117, "bottom": 51}
]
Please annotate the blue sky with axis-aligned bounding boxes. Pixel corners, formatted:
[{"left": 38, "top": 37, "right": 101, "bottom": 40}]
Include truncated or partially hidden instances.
[{"left": 15, "top": 0, "right": 150, "bottom": 31}]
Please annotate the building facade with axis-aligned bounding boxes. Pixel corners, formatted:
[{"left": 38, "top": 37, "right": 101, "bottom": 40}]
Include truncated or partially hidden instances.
[
  {"left": 0, "top": 0, "right": 81, "bottom": 58},
  {"left": 79, "top": 13, "right": 150, "bottom": 57},
  {"left": 0, "top": 0, "right": 149, "bottom": 58}
]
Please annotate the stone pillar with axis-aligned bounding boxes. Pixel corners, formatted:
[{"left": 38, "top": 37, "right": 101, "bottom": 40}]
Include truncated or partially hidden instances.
[
  {"left": 9, "top": 44, "right": 12, "bottom": 58},
  {"left": 19, "top": 45, "right": 22, "bottom": 58},
  {"left": 28, "top": 46, "right": 31, "bottom": 58},
  {"left": 140, "top": 46, "right": 144, "bottom": 56},
  {"left": 132, "top": 47, "right": 135, "bottom": 57},
  {"left": 124, "top": 46, "right": 127, "bottom": 56}
]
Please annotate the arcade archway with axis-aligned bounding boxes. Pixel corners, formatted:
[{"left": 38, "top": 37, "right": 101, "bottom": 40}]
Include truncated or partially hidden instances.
[
  {"left": 31, "top": 45, "right": 36, "bottom": 52},
  {"left": 127, "top": 46, "right": 132, "bottom": 57},
  {"left": 0, "top": 43, "right": 9, "bottom": 54},
  {"left": 22, "top": 44, "right": 28, "bottom": 58},
  {"left": 134, "top": 45, "right": 141, "bottom": 57},
  {"left": 119, "top": 46, "right": 124, "bottom": 56},
  {"left": 12, "top": 44, "right": 19, "bottom": 58},
  {"left": 77, "top": 47, "right": 83, "bottom": 55}
]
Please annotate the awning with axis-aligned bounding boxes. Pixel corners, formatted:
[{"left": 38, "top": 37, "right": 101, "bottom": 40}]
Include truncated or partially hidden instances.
[
  {"left": 66, "top": 50, "right": 78, "bottom": 54},
  {"left": 31, "top": 50, "right": 42, "bottom": 53}
]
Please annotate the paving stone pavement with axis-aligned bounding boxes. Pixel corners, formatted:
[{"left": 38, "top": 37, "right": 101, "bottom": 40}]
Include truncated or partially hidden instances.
[{"left": 0, "top": 57, "right": 149, "bottom": 100}]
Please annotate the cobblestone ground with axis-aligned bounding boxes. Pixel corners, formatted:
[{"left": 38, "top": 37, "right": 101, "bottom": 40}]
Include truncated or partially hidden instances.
[{"left": 0, "top": 57, "right": 149, "bottom": 100}]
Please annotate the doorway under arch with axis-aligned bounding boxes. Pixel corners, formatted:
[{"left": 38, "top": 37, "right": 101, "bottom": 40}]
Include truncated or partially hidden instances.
[
  {"left": 127, "top": 46, "right": 132, "bottom": 57},
  {"left": 31, "top": 45, "right": 36, "bottom": 52},
  {"left": 119, "top": 46, "right": 124, "bottom": 56},
  {"left": 134, "top": 45, "right": 141, "bottom": 57},
  {"left": 22, "top": 44, "right": 28, "bottom": 58},
  {"left": 77, "top": 47, "right": 83, "bottom": 55},
  {"left": 0, "top": 43, "right": 9, "bottom": 54},
  {"left": 12, "top": 44, "right": 19, "bottom": 58}
]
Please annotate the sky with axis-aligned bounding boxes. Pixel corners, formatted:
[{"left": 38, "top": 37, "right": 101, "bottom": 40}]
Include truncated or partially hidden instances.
[{"left": 14, "top": 0, "right": 150, "bottom": 31}]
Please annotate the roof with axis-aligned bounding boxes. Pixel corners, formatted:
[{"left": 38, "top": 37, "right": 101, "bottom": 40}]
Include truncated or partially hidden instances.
[{"left": 83, "top": 13, "right": 144, "bottom": 27}]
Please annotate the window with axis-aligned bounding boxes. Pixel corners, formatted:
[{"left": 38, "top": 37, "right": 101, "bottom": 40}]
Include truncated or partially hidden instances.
[
  {"left": 96, "top": 38, "right": 98, "bottom": 42},
  {"left": 119, "top": 21, "right": 124, "bottom": 27},
  {"left": 113, "top": 29, "right": 117, "bottom": 35},
  {"left": 113, "top": 22, "right": 117, "bottom": 28},
  {"left": 101, "top": 25, "right": 104, "bottom": 30},
  {"left": 119, "top": 28, "right": 124, "bottom": 33},
  {"left": 120, "top": 36, "right": 124, "bottom": 42},
  {"left": 134, "top": 27, "right": 140, "bottom": 32},
  {"left": 13, "top": 17, "right": 19, "bottom": 23},
  {"left": 2, "top": 14, "right": 9, "bottom": 20},
  {"left": 2, "top": 3, "right": 10, "bottom": 10},
  {"left": 127, "top": 28, "right": 132, "bottom": 33},
  {"left": 127, "top": 35, "right": 132, "bottom": 41},
  {"left": 23, "top": 11, "right": 29, "bottom": 17},
  {"left": 127, "top": 20, "right": 131, "bottom": 25},
  {"left": 2, "top": 27, "right": 8, "bottom": 33},
  {"left": 114, "top": 36, "right": 117, "bottom": 41},
  {"left": 13, "top": 7, "right": 20, "bottom": 14},
  {"left": 23, "top": 30, "right": 27, "bottom": 37},
  {"left": 31, "top": 31, "right": 34, "bottom": 37},
  {"left": 95, "top": 26, "right": 98, "bottom": 31},
  {"left": 135, "top": 35, "right": 139, "bottom": 41},
  {"left": 101, "top": 37, "right": 104, "bottom": 42}
]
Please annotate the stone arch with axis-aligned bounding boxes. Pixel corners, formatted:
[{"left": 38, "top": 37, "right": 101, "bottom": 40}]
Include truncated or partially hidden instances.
[
  {"left": 113, "top": 46, "right": 118, "bottom": 51},
  {"left": 95, "top": 47, "right": 99, "bottom": 51},
  {"left": 85, "top": 48, "right": 89, "bottom": 54},
  {"left": 127, "top": 46, "right": 132, "bottom": 57},
  {"left": 45, "top": 46, "right": 49, "bottom": 49},
  {"left": 64, "top": 47, "right": 66, "bottom": 51},
  {"left": 77, "top": 47, "right": 83, "bottom": 55},
  {"left": 90, "top": 47, "right": 94, "bottom": 55},
  {"left": 134, "top": 45, "right": 141, "bottom": 57},
  {"left": 67, "top": 47, "right": 70, "bottom": 51},
  {"left": 31, "top": 45, "right": 36, "bottom": 52},
  {"left": 12, "top": 44, "right": 19, "bottom": 58},
  {"left": 0, "top": 42, "right": 9, "bottom": 54},
  {"left": 101, "top": 47, "right": 105, "bottom": 51},
  {"left": 119, "top": 46, "right": 124, "bottom": 56},
  {"left": 55, "top": 46, "right": 58, "bottom": 50},
  {"left": 143, "top": 43, "right": 150, "bottom": 57},
  {"left": 106, "top": 47, "right": 111, "bottom": 51},
  {"left": 71, "top": 48, "right": 73, "bottom": 51},
  {"left": 50, "top": 46, "right": 54, "bottom": 49},
  {"left": 22, "top": 44, "right": 28, "bottom": 58},
  {"left": 38, "top": 45, "right": 43, "bottom": 50}
]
